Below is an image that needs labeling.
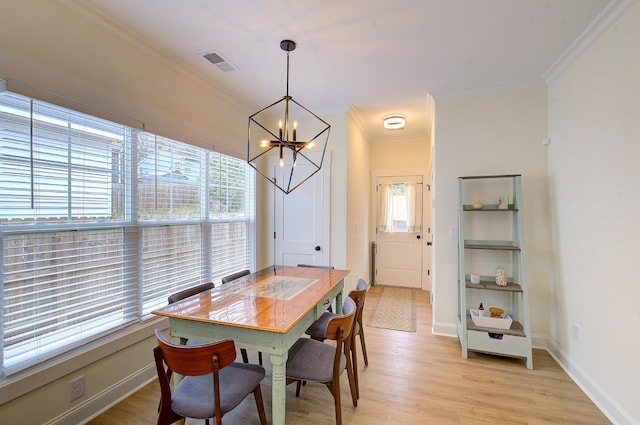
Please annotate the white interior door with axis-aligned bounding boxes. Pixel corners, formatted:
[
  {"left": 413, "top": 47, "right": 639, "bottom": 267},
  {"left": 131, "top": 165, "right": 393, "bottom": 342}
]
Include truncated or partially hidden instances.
[
  {"left": 274, "top": 153, "right": 330, "bottom": 266},
  {"left": 375, "top": 175, "right": 423, "bottom": 288}
]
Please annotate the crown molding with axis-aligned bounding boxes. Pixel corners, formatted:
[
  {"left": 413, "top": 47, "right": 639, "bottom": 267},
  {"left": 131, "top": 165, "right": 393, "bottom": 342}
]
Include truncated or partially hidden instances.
[{"left": 543, "top": 0, "right": 637, "bottom": 83}]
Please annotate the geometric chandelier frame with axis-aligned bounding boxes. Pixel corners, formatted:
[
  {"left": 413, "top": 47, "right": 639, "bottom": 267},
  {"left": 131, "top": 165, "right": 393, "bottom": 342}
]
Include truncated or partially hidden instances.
[{"left": 247, "top": 39, "right": 331, "bottom": 194}]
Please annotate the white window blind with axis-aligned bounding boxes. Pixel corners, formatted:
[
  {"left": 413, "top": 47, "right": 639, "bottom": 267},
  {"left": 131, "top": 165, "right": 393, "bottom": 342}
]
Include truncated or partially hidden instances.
[
  {"left": 2, "top": 229, "right": 136, "bottom": 374},
  {"left": 0, "top": 88, "right": 254, "bottom": 377},
  {"left": 141, "top": 224, "right": 204, "bottom": 315},
  {"left": 210, "top": 153, "right": 253, "bottom": 281},
  {"left": 0, "top": 91, "right": 126, "bottom": 222},
  {"left": 137, "top": 132, "right": 203, "bottom": 221}
]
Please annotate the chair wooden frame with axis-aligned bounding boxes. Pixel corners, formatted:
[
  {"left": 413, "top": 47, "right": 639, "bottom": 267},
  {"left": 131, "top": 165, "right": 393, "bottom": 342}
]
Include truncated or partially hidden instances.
[
  {"left": 347, "top": 279, "right": 368, "bottom": 399},
  {"left": 154, "top": 329, "right": 267, "bottom": 425},
  {"left": 286, "top": 297, "right": 358, "bottom": 425},
  {"left": 167, "top": 282, "right": 214, "bottom": 305},
  {"left": 304, "top": 278, "right": 369, "bottom": 399},
  {"left": 220, "top": 269, "right": 250, "bottom": 284}
]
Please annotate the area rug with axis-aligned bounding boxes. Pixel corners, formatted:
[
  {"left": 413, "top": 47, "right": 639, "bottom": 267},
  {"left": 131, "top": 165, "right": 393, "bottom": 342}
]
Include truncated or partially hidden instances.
[{"left": 367, "top": 286, "right": 417, "bottom": 332}]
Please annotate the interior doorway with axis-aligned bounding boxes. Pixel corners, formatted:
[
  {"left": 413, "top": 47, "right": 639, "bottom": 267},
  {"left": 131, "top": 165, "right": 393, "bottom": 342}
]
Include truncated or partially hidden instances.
[{"left": 373, "top": 171, "right": 431, "bottom": 289}]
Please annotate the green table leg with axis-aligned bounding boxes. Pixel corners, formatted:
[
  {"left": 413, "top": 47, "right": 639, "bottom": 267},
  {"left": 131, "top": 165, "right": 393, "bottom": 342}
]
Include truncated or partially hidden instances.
[{"left": 270, "top": 351, "right": 288, "bottom": 425}]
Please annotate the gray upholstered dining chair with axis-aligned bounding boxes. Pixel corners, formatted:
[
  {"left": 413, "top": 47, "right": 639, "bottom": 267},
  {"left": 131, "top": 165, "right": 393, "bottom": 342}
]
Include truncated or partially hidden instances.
[
  {"left": 153, "top": 329, "right": 267, "bottom": 425},
  {"left": 168, "top": 282, "right": 215, "bottom": 347},
  {"left": 305, "top": 278, "right": 369, "bottom": 398},
  {"left": 220, "top": 269, "right": 260, "bottom": 365},
  {"left": 285, "top": 297, "right": 358, "bottom": 425}
]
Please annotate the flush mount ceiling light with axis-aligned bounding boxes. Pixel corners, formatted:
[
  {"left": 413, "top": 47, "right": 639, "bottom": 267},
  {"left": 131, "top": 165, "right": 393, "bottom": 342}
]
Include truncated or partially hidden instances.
[
  {"left": 383, "top": 114, "right": 406, "bottom": 130},
  {"left": 247, "top": 39, "right": 331, "bottom": 194}
]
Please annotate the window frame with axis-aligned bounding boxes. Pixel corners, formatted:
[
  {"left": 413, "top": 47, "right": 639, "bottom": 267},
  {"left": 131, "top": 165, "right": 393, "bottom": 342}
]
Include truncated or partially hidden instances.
[{"left": 0, "top": 90, "right": 255, "bottom": 378}]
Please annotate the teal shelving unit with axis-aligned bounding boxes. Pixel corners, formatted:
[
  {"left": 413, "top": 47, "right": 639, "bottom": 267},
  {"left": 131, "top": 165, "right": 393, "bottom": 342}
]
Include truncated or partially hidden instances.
[{"left": 457, "top": 174, "right": 533, "bottom": 369}]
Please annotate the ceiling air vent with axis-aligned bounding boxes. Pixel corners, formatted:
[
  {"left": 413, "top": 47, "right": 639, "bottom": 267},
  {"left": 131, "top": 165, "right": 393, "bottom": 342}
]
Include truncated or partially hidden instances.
[{"left": 202, "top": 51, "right": 237, "bottom": 72}]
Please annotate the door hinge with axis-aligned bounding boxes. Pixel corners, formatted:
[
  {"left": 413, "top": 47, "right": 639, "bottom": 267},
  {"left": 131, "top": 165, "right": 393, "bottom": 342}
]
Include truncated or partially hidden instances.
[
  {"left": 426, "top": 184, "right": 431, "bottom": 191},
  {"left": 273, "top": 232, "right": 276, "bottom": 239}
]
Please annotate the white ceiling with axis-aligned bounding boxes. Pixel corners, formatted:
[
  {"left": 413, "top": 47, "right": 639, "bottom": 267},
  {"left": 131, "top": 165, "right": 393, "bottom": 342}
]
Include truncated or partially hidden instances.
[{"left": 79, "top": 0, "right": 615, "bottom": 144}]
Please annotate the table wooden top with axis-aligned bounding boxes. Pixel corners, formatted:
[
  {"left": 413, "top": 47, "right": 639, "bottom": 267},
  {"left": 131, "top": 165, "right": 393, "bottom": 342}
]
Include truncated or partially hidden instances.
[{"left": 152, "top": 265, "right": 349, "bottom": 334}]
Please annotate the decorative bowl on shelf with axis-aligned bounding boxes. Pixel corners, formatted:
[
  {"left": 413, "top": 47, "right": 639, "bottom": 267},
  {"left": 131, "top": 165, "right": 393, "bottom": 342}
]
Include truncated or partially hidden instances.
[{"left": 472, "top": 200, "right": 483, "bottom": 209}]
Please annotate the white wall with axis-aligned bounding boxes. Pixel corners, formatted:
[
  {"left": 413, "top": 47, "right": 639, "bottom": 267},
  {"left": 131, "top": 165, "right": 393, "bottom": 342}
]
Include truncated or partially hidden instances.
[
  {"left": 547, "top": 2, "right": 640, "bottom": 423},
  {"left": 432, "top": 87, "right": 550, "bottom": 338},
  {"left": 327, "top": 112, "right": 349, "bottom": 278},
  {"left": 346, "top": 108, "right": 372, "bottom": 291}
]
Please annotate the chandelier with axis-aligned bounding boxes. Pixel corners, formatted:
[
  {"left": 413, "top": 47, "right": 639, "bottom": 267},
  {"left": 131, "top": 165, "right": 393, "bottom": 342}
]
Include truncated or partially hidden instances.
[{"left": 247, "top": 40, "right": 331, "bottom": 194}]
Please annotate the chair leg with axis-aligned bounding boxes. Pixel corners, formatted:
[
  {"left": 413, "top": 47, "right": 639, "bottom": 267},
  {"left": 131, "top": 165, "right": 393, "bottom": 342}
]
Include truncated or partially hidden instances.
[
  {"left": 258, "top": 351, "right": 263, "bottom": 366},
  {"left": 345, "top": 348, "right": 358, "bottom": 407},
  {"left": 332, "top": 379, "right": 343, "bottom": 425},
  {"left": 351, "top": 343, "right": 360, "bottom": 399},
  {"left": 295, "top": 380, "right": 302, "bottom": 397},
  {"left": 359, "top": 324, "right": 369, "bottom": 366},
  {"left": 253, "top": 385, "right": 268, "bottom": 425},
  {"left": 240, "top": 348, "right": 249, "bottom": 364}
]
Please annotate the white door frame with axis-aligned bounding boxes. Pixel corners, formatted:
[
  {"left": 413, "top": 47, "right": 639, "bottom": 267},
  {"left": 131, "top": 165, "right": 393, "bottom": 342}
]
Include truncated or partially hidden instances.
[{"left": 371, "top": 168, "right": 431, "bottom": 290}]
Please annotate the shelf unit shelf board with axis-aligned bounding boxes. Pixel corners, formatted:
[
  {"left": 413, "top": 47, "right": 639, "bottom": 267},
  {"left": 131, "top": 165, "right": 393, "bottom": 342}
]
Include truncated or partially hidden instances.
[
  {"left": 464, "top": 240, "right": 520, "bottom": 250},
  {"left": 465, "top": 280, "right": 523, "bottom": 292},
  {"left": 463, "top": 204, "right": 518, "bottom": 212}
]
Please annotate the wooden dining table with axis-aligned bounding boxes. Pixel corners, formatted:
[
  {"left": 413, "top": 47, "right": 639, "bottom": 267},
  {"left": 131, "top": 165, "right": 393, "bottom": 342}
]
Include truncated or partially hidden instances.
[{"left": 152, "top": 265, "right": 348, "bottom": 425}]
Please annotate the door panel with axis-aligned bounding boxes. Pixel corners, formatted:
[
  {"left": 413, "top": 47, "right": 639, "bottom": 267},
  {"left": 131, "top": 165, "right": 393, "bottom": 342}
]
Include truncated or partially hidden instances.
[
  {"left": 274, "top": 154, "right": 329, "bottom": 266},
  {"left": 375, "top": 175, "right": 423, "bottom": 288}
]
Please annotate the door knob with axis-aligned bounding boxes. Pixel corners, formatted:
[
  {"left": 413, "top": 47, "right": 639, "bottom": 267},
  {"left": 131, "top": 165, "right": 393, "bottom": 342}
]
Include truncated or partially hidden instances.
[
  {"left": 315, "top": 246, "right": 321, "bottom": 251},
  {"left": 427, "top": 241, "right": 432, "bottom": 246},
  {"left": 416, "top": 235, "right": 421, "bottom": 240}
]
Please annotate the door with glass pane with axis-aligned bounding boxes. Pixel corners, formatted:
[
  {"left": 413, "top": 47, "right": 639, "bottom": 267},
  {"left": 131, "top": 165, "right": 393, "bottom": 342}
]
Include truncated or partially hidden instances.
[{"left": 375, "top": 175, "right": 423, "bottom": 288}]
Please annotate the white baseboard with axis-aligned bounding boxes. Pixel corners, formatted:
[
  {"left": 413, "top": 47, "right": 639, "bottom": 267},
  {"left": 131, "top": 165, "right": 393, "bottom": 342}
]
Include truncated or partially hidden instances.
[
  {"left": 432, "top": 320, "right": 458, "bottom": 337},
  {"left": 47, "top": 364, "right": 156, "bottom": 425},
  {"left": 546, "top": 338, "right": 638, "bottom": 425}
]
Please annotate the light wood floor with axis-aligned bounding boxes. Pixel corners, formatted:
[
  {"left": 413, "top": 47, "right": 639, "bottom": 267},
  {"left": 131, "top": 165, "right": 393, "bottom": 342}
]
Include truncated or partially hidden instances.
[{"left": 89, "top": 286, "right": 611, "bottom": 425}]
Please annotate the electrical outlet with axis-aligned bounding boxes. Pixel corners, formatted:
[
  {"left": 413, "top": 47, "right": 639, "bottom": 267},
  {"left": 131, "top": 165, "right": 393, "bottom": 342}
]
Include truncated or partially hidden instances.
[
  {"left": 69, "top": 375, "right": 86, "bottom": 401},
  {"left": 571, "top": 324, "right": 580, "bottom": 342}
]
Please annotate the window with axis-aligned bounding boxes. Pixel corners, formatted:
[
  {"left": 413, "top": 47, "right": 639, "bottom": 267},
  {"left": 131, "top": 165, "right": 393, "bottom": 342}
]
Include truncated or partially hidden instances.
[
  {"left": 0, "top": 90, "right": 254, "bottom": 376},
  {"left": 377, "top": 181, "right": 421, "bottom": 233}
]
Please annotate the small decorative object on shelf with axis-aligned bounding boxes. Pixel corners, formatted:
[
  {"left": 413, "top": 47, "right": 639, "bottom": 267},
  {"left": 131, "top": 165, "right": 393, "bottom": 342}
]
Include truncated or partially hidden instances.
[
  {"left": 470, "top": 272, "right": 480, "bottom": 284},
  {"left": 495, "top": 265, "right": 507, "bottom": 286},
  {"left": 498, "top": 195, "right": 508, "bottom": 209},
  {"left": 472, "top": 200, "right": 483, "bottom": 209},
  {"left": 478, "top": 302, "right": 485, "bottom": 317}
]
